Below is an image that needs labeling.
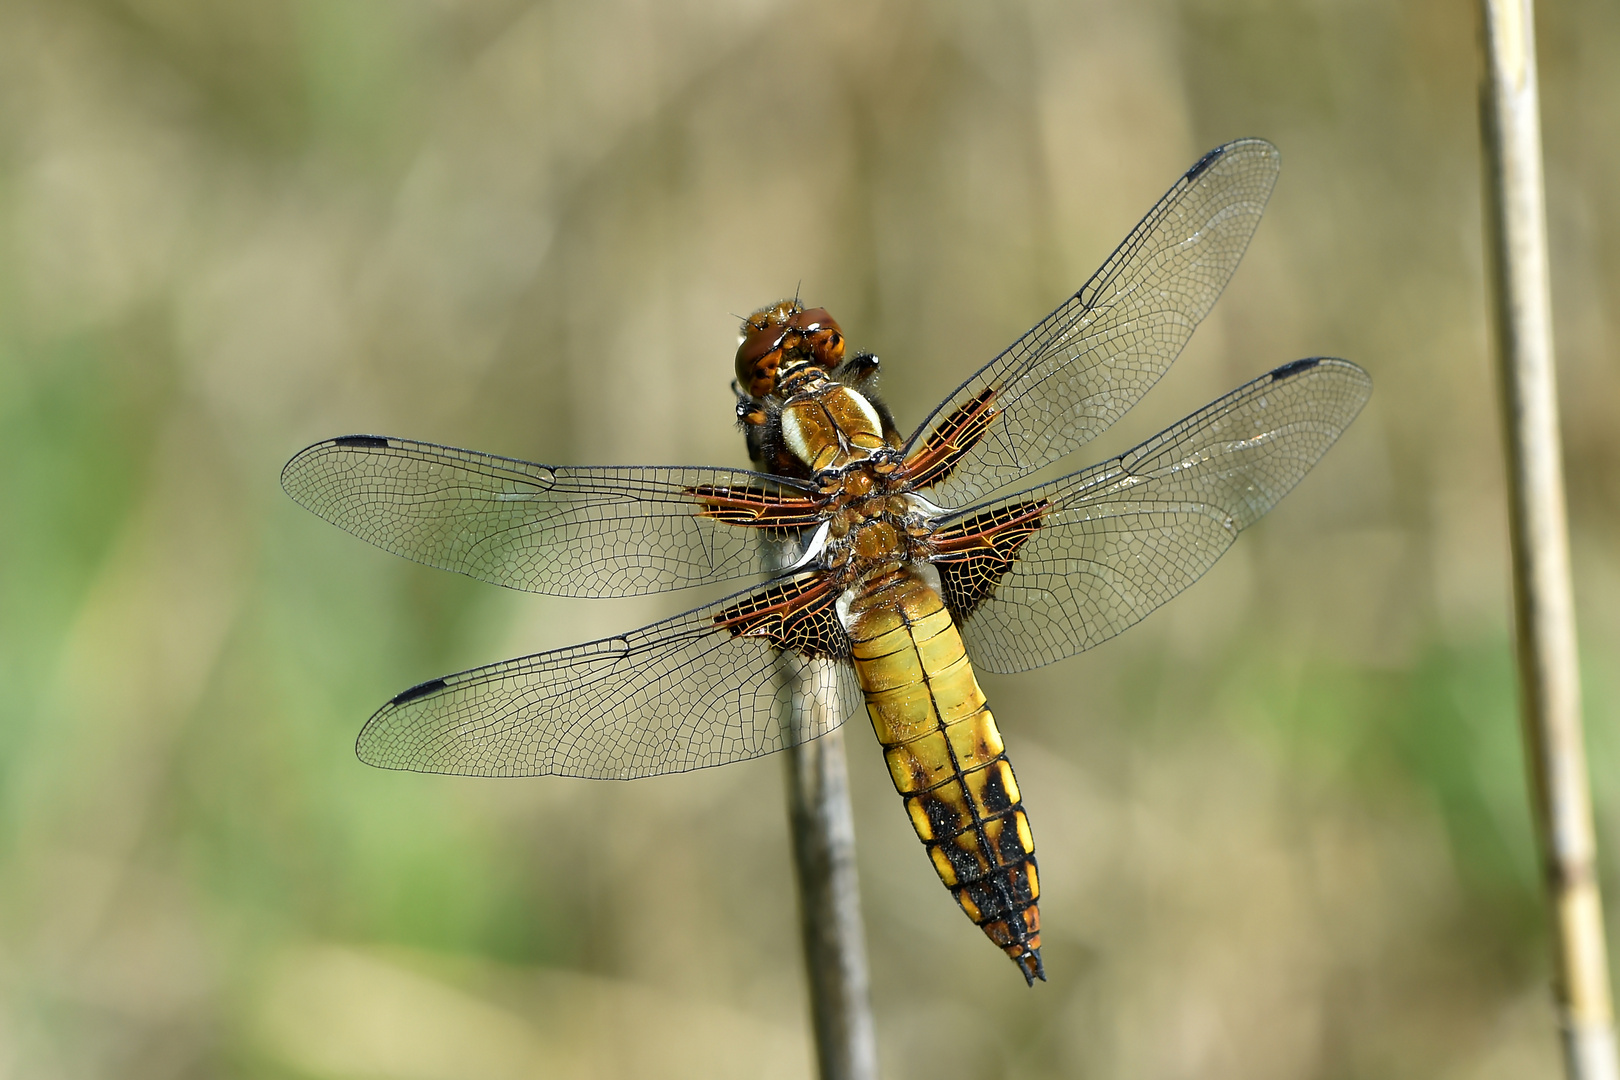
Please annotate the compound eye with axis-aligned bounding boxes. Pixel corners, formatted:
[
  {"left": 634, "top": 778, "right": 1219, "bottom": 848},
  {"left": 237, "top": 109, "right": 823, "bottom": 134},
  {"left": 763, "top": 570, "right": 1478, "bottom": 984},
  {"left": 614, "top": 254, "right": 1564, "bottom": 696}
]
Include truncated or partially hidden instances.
[
  {"left": 735, "top": 329, "right": 784, "bottom": 397},
  {"left": 789, "top": 307, "right": 845, "bottom": 370},
  {"left": 809, "top": 327, "right": 844, "bottom": 368},
  {"left": 736, "top": 304, "right": 794, "bottom": 396}
]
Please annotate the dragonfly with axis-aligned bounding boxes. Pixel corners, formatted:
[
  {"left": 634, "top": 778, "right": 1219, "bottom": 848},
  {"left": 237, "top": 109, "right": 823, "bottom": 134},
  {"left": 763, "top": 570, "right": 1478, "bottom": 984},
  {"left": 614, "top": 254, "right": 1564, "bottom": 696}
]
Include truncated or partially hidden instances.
[{"left": 282, "top": 138, "right": 1371, "bottom": 985}]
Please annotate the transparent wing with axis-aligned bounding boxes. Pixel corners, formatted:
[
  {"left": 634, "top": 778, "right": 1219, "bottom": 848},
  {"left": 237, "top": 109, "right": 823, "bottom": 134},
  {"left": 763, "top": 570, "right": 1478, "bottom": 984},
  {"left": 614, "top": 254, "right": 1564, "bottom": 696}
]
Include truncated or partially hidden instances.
[
  {"left": 905, "top": 139, "right": 1281, "bottom": 508},
  {"left": 281, "top": 435, "right": 824, "bottom": 598},
  {"left": 937, "top": 358, "right": 1371, "bottom": 675},
  {"left": 356, "top": 579, "right": 862, "bottom": 778}
]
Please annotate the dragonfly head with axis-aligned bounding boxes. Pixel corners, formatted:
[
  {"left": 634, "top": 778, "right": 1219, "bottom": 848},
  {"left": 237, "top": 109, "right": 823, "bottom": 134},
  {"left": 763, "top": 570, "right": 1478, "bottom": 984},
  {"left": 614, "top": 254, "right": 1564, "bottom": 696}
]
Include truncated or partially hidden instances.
[{"left": 735, "top": 300, "right": 845, "bottom": 397}]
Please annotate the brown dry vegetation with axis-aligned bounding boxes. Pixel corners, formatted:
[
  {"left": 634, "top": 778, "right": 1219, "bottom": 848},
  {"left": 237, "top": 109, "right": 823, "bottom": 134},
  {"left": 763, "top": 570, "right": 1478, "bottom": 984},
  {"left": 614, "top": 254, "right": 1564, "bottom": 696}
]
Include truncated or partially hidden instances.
[{"left": 2, "top": 0, "right": 1619, "bottom": 1077}]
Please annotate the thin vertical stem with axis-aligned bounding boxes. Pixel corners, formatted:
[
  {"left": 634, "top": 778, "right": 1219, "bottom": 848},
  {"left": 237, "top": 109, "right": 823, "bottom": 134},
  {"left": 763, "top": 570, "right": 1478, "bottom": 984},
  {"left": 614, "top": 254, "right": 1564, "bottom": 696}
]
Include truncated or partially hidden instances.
[
  {"left": 1476, "top": 3, "right": 1618, "bottom": 1077},
  {"left": 782, "top": 724, "right": 879, "bottom": 1080},
  {"left": 760, "top": 534, "right": 878, "bottom": 1080}
]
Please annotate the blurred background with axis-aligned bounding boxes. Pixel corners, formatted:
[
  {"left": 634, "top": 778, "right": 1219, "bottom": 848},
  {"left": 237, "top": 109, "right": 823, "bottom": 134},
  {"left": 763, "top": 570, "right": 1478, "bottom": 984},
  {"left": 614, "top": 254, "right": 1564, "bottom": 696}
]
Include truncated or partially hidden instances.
[{"left": 1, "top": 0, "right": 1617, "bottom": 1076}]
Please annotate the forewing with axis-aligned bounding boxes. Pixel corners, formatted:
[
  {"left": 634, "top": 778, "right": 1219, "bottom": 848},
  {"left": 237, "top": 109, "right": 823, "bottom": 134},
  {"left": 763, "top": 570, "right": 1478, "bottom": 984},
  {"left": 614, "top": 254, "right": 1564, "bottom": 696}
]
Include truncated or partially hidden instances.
[
  {"left": 281, "top": 435, "right": 823, "bottom": 598},
  {"left": 936, "top": 358, "right": 1371, "bottom": 674},
  {"left": 905, "top": 139, "right": 1281, "bottom": 508},
  {"left": 356, "top": 576, "right": 861, "bottom": 778}
]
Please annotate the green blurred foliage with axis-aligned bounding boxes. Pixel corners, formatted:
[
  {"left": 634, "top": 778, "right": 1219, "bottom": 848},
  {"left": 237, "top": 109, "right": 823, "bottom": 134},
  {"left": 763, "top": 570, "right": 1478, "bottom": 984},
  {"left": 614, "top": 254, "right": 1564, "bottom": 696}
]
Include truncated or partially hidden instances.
[{"left": 1, "top": 0, "right": 1617, "bottom": 1077}]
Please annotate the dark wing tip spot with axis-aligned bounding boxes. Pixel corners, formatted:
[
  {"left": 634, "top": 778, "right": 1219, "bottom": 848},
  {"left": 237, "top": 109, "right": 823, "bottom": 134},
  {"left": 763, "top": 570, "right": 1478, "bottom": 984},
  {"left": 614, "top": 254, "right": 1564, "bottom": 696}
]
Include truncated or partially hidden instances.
[
  {"left": 390, "top": 677, "right": 448, "bottom": 706},
  {"left": 1185, "top": 144, "right": 1227, "bottom": 180},
  {"left": 333, "top": 435, "right": 391, "bottom": 449},
  {"left": 1270, "top": 357, "right": 1322, "bottom": 381}
]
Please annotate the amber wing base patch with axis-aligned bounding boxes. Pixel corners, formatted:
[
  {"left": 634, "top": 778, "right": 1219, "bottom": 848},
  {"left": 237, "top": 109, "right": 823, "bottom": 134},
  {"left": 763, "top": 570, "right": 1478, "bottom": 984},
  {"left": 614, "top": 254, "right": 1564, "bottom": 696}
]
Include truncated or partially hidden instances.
[
  {"left": 713, "top": 575, "right": 851, "bottom": 661},
  {"left": 931, "top": 499, "right": 1049, "bottom": 620},
  {"left": 902, "top": 386, "right": 999, "bottom": 491},
  {"left": 685, "top": 482, "right": 826, "bottom": 530}
]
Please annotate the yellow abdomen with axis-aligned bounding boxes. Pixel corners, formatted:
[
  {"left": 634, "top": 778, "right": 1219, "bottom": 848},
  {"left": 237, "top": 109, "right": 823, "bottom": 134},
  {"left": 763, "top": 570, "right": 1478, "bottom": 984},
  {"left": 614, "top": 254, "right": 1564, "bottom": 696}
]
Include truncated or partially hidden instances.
[{"left": 843, "top": 567, "right": 1043, "bottom": 983}]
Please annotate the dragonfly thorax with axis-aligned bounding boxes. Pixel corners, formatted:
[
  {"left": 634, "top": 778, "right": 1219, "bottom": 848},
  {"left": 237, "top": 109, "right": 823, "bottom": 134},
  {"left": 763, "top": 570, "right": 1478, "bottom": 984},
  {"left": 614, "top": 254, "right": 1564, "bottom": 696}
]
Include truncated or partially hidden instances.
[
  {"left": 812, "top": 465, "right": 938, "bottom": 583},
  {"left": 780, "top": 384, "right": 889, "bottom": 474}
]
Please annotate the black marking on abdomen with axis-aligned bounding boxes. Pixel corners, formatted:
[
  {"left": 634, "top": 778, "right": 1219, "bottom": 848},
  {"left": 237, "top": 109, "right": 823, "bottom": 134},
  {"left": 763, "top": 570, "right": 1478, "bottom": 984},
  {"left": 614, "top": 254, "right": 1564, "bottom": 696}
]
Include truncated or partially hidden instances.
[
  {"left": 914, "top": 788, "right": 966, "bottom": 839},
  {"left": 978, "top": 764, "right": 1016, "bottom": 815},
  {"left": 939, "top": 836, "right": 993, "bottom": 885},
  {"left": 959, "top": 877, "right": 1014, "bottom": 922},
  {"left": 995, "top": 812, "right": 1030, "bottom": 866}
]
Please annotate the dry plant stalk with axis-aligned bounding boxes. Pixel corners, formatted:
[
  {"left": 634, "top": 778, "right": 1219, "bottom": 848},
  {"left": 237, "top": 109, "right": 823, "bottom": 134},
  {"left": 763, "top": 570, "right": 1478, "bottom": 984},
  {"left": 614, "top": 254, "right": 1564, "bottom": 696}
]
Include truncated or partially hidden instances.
[
  {"left": 765, "top": 536, "right": 879, "bottom": 1080},
  {"left": 1477, "top": 2, "right": 1619, "bottom": 1077},
  {"left": 782, "top": 724, "right": 879, "bottom": 1080}
]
